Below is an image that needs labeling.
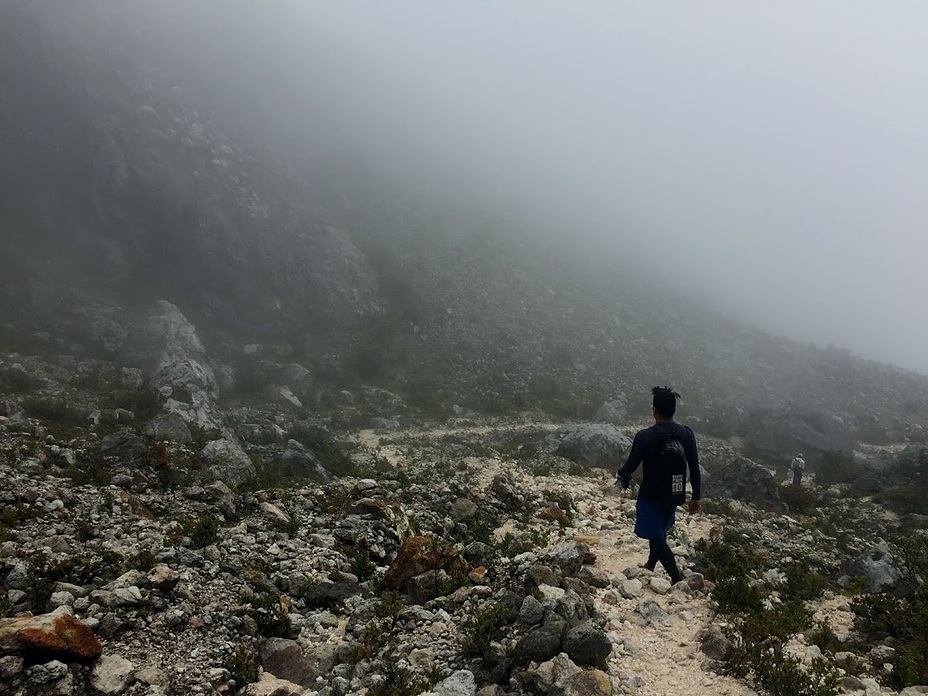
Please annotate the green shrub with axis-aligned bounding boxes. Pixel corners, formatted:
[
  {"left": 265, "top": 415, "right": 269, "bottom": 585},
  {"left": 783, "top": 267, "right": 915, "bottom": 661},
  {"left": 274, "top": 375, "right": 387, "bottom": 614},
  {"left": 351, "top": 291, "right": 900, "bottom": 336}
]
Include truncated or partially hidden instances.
[
  {"left": 23, "top": 397, "right": 87, "bottom": 429},
  {"left": 851, "top": 532, "right": 928, "bottom": 688},
  {"left": 780, "top": 483, "right": 821, "bottom": 514},
  {"left": 875, "top": 485, "right": 928, "bottom": 516},
  {"left": 725, "top": 603, "right": 836, "bottom": 696},
  {"left": 459, "top": 601, "right": 514, "bottom": 658},
  {"left": 0, "top": 367, "right": 37, "bottom": 393},
  {"left": 242, "top": 592, "right": 292, "bottom": 638},
  {"left": 713, "top": 575, "right": 767, "bottom": 615},
  {"left": 809, "top": 620, "right": 844, "bottom": 655},
  {"left": 225, "top": 643, "right": 259, "bottom": 687},
  {"left": 781, "top": 563, "right": 828, "bottom": 603},
  {"left": 693, "top": 529, "right": 766, "bottom": 584},
  {"left": 367, "top": 660, "right": 430, "bottom": 696},
  {"left": 350, "top": 550, "right": 378, "bottom": 583},
  {"left": 178, "top": 516, "right": 220, "bottom": 549}
]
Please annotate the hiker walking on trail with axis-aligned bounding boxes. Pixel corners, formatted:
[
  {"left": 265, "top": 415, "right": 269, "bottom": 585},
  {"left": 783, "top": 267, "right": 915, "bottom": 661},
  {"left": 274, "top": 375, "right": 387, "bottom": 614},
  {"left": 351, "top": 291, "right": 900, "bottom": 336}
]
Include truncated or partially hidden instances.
[
  {"left": 615, "top": 386, "right": 701, "bottom": 585},
  {"left": 790, "top": 453, "right": 805, "bottom": 486}
]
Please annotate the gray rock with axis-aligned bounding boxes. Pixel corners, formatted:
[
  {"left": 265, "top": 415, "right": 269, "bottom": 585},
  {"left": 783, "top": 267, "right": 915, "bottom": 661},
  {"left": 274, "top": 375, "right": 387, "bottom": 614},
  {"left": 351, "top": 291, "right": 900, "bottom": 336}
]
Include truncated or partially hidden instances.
[
  {"left": 833, "top": 651, "right": 857, "bottom": 669},
  {"left": 4, "top": 562, "right": 28, "bottom": 590},
  {"left": 276, "top": 386, "right": 303, "bottom": 409},
  {"left": 619, "top": 579, "right": 644, "bottom": 599},
  {"left": 545, "top": 423, "right": 632, "bottom": 468},
  {"left": 742, "top": 406, "right": 855, "bottom": 457},
  {"left": 519, "top": 595, "right": 545, "bottom": 625},
  {"left": 121, "top": 301, "right": 226, "bottom": 434},
  {"left": 522, "top": 652, "right": 581, "bottom": 693},
  {"left": 712, "top": 457, "right": 782, "bottom": 508},
  {"left": 636, "top": 599, "right": 671, "bottom": 626},
  {"left": 282, "top": 364, "right": 314, "bottom": 402},
  {"left": 843, "top": 541, "right": 904, "bottom": 594},
  {"left": 100, "top": 430, "right": 149, "bottom": 468},
  {"left": 142, "top": 413, "right": 193, "bottom": 443},
  {"left": 563, "top": 621, "right": 612, "bottom": 668},
  {"left": 278, "top": 439, "right": 332, "bottom": 482},
  {"left": 869, "top": 644, "right": 895, "bottom": 662},
  {"left": 0, "top": 655, "right": 24, "bottom": 678},
  {"left": 199, "top": 439, "right": 255, "bottom": 485},
  {"left": 91, "top": 654, "right": 134, "bottom": 695},
  {"left": 650, "top": 577, "right": 672, "bottom": 594},
  {"left": 433, "top": 670, "right": 476, "bottom": 696},
  {"left": 260, "top": 638, "right": 314, "bottom": 686},
  {"left": 552, "top": 589, "right": 590, "bottom": 624},
  {"left": 578, "top": 565, "right": 611, "bottom": 589},
  {"left": 696, "top": 625, "right": 733, "bottom": 661},
  {"left": 516, "top": 619, "right": 567, "bottom": 664},
  {"left": 593, "top": 397, "right": 627, "bottom": 425},
  {"left": 28, "top": 660, "right": 68, "bottom": 684},
  {"left": 544, "top": 540, "right": 590, "bottom": 577},
  {"left": 837, "top": 676, "right": 866, "bottom": 692}
]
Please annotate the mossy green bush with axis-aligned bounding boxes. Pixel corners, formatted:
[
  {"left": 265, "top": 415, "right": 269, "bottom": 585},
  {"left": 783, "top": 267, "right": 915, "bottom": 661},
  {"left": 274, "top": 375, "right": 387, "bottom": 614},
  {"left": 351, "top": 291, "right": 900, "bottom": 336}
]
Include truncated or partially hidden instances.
[
  {"left": 225, "top": 643, "right": 259, "bottom": 687},
  {"left": 460, "top": 600, "right": 514, "bottom": 658},
  {"left": 696, "top": 530, "right": 838, "bottom": 695}
]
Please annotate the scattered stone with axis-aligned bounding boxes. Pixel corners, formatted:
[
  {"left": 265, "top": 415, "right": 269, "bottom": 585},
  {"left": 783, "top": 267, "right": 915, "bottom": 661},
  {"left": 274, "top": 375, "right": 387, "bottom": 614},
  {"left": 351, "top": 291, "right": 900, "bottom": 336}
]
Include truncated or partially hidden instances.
[
  {"left": 199, "top": 438, "right": 255, "bottom": 485},
  {"left": 620, "top": 579, "right": 644, "bottom": 599},
  {"left": 578, "top": 565, "right": 611, "bottom": 589},
  {"left": 636, "top": 600, "right": 671, "bottom": 627},
  {"left": 142, "top": 412, "right": 193, "bottom": 443},
  {"left": 562, "top": 621, "right": 612, "bottom": 668},
  {"left": 260, "top": 638, "right": 314, "bottom": 686},
  {"left": 564, "top": 669, "right": 613, "bottom": 696},
  {"left": 696, "top": 625, "right": 733, "bottom": 661},
  {"left": 432, "top": 669, "right": 476, "bottom": 696},
  {"left": 90, "top": 654, "right": 134, "bottom": 694},
  {"left": 28, "top": 659, "right": 68, "bottom": 684},
  {"left": 649, "top": 577, "right": 671, "bottom": 594},
  {"left": 244, "top": 672, "right": 303, "bottom": 696},
  {"left": 148, "top": 564, "right": 180, "bottom": 593}
]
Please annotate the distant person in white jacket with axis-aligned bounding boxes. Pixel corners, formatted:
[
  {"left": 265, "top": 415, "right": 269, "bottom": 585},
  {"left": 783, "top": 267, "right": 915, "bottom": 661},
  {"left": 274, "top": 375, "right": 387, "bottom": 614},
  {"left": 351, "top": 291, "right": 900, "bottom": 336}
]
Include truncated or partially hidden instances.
[{"left": 790, "top": 453, "right": 805, "bottom": 485}]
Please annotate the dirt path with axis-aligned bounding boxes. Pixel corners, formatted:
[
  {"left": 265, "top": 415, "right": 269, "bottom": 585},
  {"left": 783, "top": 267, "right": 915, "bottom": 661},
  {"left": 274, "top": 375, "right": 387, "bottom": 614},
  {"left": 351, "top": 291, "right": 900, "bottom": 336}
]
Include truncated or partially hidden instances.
[
  {"left": 359, "top": 424, "right": 754, "bottom": 695},
  {"left": 579, "top": 488, "right": 753, "bottom": 695}
]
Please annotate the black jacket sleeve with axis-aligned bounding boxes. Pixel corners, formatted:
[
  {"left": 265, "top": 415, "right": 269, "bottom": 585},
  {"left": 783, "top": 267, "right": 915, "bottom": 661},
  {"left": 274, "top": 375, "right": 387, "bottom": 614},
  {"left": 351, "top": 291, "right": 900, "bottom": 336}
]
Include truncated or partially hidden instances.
[
  {"left": 684, "top": 426, "right": 702, "bottom": 500},
  {"left": 617, "top": 431, "right": 645, "bottom": 481}
]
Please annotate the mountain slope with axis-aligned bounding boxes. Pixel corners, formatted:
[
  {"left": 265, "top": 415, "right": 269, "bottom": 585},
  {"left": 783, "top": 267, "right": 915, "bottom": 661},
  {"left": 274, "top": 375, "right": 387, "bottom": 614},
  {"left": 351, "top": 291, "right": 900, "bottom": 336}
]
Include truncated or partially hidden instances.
[{"left": 1, "top": 1, "right": 927, "bottom": 448}]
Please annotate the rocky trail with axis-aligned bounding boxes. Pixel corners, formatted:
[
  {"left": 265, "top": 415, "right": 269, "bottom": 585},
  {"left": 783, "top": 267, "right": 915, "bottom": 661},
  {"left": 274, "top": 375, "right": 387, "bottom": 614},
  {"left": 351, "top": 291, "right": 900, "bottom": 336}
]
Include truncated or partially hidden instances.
[{"left": 360, "top": 424, "right": 754, "bottom": 695}]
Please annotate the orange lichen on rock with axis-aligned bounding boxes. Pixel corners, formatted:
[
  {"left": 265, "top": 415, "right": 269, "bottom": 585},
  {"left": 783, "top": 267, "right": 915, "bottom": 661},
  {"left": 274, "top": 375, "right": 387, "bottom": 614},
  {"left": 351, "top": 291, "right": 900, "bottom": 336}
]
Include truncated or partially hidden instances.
[
  {"left": 0, "top": 613, "right": 102, "bottom": 661},
  {"left": 383, "top": 535, "right": 469, "bottom": 590}
]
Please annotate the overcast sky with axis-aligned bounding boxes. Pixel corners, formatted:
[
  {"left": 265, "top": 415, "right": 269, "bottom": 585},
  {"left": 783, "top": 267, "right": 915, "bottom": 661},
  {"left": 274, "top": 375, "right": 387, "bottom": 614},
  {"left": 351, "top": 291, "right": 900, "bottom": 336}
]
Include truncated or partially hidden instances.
[{"left": 291, "top": 1, "right": 928, "bottom": 372}]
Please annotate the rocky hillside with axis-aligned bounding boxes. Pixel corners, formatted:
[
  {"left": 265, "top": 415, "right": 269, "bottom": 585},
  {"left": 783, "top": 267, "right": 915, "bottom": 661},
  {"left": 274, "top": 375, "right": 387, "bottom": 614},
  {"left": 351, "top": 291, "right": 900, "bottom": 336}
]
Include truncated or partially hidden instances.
[
  {"left": 1, "top": 346, "right": 926, "bottom": 696},
  {"left": 2, "top": 5, "right": 927, "bottom": 451}
]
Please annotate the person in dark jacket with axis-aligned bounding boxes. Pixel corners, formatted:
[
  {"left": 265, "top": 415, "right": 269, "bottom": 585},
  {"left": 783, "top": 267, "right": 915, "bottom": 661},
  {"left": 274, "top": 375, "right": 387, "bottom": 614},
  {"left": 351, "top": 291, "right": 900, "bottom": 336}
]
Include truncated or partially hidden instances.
[{"left": 616, "top": 386, "right": 701, "bottom": 584}]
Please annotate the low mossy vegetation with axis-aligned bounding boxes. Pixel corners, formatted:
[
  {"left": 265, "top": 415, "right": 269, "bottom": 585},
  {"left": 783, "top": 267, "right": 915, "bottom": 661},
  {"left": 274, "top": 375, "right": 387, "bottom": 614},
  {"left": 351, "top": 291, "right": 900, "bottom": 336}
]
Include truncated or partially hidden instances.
[
  {"left": 695, "top": 530, "right": 840, "bottom": 696},
  {"left": 851, "top": 532, "right": 928, "bottom": 688}
]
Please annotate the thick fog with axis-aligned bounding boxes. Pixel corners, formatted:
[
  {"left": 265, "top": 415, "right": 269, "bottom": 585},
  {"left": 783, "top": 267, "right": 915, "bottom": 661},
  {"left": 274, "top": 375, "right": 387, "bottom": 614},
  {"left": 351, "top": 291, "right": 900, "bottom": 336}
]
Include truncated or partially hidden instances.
[
  {"left": 16, "top": 1, "right": 928, "bottom": 371},
  {"left": 304, "top": 1, "right": 928, "bottom": 372}
]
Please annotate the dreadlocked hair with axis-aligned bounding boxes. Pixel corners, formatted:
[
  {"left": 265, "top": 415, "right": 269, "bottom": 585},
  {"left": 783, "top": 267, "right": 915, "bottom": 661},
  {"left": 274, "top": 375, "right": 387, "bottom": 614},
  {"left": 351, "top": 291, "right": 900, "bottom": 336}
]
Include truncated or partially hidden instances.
[{"left": 652, "top": 386, "right": 681, "bottom": 418}]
